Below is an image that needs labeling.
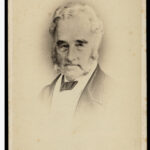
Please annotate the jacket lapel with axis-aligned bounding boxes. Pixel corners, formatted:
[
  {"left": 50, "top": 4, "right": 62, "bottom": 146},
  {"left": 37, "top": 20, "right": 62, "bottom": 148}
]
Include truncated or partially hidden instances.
[
  {"left": 75, "top": 65, "right": 107, "bottom": 114},
  {"left": 41, "top": 74, "right": 61, "bottom": 105}
]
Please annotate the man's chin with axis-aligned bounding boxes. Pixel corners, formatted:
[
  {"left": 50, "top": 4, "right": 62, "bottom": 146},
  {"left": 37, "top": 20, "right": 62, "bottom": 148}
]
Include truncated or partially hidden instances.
[
  {"left": 63, "top": 71, "right": 82, "bottom": 81},
  {"left": 65, "top": 74, "right": 79, "bottom": 81}
]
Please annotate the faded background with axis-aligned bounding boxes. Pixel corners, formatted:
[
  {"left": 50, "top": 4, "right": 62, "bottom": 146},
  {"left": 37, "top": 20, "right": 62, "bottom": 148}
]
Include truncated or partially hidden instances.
[{"left": 9, "top": 0, "right": 145, "bottom": 149}]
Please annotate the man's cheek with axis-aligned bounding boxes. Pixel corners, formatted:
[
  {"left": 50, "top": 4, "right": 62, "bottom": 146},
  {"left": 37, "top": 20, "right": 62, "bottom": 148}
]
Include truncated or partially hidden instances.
[
  {"left": 80, "top": 58, "right": 87, "bottom": 65},
  {"left": 56, "top": 53, "right": 64, "bottom": 65}
]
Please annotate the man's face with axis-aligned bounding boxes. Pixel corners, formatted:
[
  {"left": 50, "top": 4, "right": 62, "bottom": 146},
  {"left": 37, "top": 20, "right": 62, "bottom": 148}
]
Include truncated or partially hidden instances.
[{"left": 54, "top": 15, "right": 100, "bottom": 81}]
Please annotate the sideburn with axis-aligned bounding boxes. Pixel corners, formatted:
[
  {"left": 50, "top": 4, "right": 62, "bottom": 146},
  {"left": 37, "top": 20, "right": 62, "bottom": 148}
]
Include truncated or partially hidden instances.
[{"left": 52, "top": 47, "right": 64, "bottom": 67}]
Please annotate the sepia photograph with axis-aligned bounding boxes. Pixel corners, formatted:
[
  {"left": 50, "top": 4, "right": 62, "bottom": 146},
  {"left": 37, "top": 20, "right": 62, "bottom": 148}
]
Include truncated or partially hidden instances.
[{"left": 8, "top": 0, "right": 146, "bottom": 150}]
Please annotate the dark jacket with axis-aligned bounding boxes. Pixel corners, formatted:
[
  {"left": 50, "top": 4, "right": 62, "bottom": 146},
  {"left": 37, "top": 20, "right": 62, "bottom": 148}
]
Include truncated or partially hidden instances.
[{"left": 41, "top": 65, "right": 113, "bottom": 118}]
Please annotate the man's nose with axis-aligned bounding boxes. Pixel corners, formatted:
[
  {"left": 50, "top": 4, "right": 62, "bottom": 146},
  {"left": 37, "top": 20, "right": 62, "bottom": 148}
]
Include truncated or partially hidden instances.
[{"left": 67, "top": 45, "right": 76, "bottom": 61}]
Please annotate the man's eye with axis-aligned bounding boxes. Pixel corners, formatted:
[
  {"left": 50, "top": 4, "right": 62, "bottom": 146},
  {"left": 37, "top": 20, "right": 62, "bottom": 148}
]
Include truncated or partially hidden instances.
[
  {"left": 61, "top": 45, "right": 69, "bottom": 48},
  {"left": 57, "top": 44, "right": 68, "bottom": 48},
  {"left": 76, "top": 43, "right": 84, "bottom": 47},
  {"left": 57, "top": 44, "right": 69, "bottom": 52}
]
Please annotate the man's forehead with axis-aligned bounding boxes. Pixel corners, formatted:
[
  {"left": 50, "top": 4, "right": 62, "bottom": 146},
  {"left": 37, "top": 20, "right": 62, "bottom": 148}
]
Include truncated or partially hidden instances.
[{"left": 56, "top": 16, "right": 93, "bottom": 41}]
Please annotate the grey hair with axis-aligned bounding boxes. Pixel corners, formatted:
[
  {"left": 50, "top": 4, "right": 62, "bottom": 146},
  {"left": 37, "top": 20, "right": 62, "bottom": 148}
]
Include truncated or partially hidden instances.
[
  {"left": 49, "top": 2, "right": 104, "bottom": 69},
  {"left": 49, "top": 2, "right": 104, "bottom": 37}
]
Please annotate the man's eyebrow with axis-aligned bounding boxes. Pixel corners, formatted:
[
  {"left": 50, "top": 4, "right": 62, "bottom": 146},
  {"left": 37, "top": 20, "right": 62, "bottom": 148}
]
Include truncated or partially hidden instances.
[
  {"left": 56, "top": 40, "right": 67, "bottom": 45},
  {"left": 76, "top": 40, "right": 88, "bottom": 44}
]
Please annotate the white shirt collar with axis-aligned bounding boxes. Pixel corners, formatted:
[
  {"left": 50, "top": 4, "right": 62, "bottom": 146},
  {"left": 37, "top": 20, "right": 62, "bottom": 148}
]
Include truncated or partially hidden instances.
[{"left": 51, "top": 61, "right": 98, "bottom": 117}]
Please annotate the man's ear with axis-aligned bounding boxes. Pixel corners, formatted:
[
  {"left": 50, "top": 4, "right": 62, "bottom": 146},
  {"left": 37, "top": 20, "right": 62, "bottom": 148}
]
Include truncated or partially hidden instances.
[
  {"left": 91, "top": 35, "right": 102, "bottom": 60},
  {"left": 51, "top": 47, "right": 57, "bottom": 64},
  {"left": 91, "top": 49, "right": 98, "bottom": 60}
]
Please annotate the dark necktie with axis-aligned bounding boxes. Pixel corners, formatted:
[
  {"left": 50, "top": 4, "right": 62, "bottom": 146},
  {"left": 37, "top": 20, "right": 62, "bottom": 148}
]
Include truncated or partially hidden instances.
[{"left": 60, "top": 75, "right": 78, "bottom": 91}]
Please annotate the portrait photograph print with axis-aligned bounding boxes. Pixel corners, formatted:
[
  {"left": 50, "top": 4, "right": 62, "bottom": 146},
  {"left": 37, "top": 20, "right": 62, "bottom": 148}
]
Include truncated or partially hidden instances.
[{"left": 8, "top": 0, "right": 146, "bottom": 150}]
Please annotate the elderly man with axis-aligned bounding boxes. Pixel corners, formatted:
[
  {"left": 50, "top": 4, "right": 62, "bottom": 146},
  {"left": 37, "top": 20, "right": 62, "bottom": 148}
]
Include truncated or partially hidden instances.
[{"left": 42, "top": 2, "right": 112, "bottom": 119}]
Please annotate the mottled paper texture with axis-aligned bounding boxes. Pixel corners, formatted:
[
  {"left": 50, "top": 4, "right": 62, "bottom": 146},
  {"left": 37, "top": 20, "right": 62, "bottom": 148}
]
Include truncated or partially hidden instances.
[{"left": 8, "top": 0, "right": 146, "bottom": 150}]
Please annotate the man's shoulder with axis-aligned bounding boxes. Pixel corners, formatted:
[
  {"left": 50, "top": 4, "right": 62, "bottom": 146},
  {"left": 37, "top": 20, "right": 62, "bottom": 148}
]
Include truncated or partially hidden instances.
[
  {"left": 40, "top": 74, "right": 61, "bottom": 100},
  {"left": 85, "top": 65, "right": 117, "bottom": 105},
  {"left": 87, "top": 65, "right": 112, "bottom": 89}
]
